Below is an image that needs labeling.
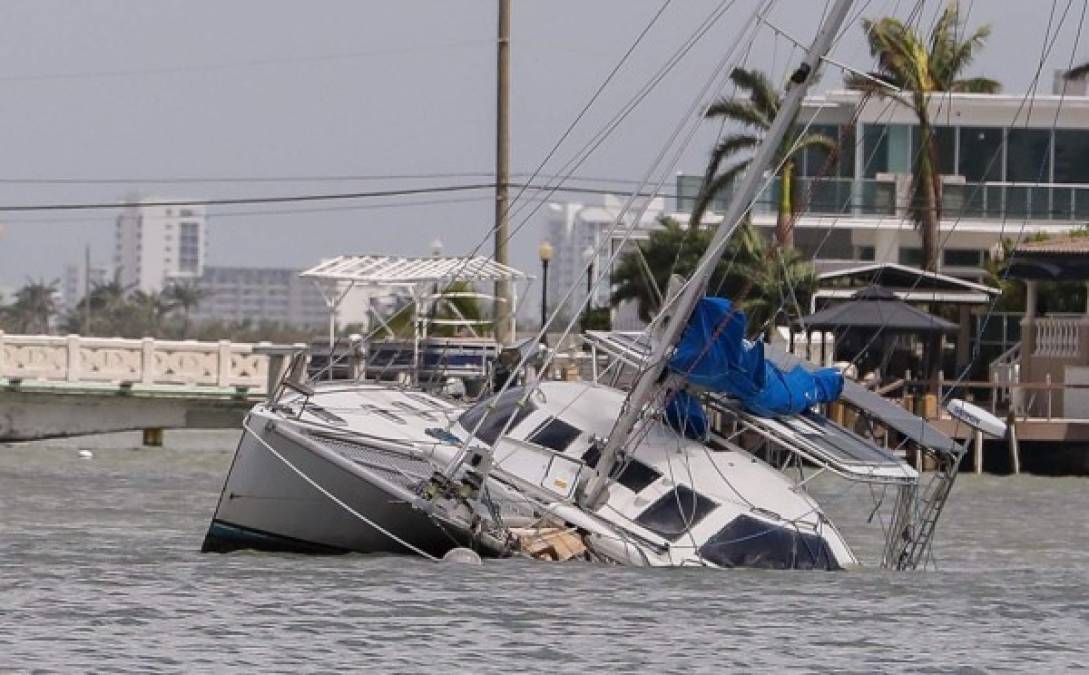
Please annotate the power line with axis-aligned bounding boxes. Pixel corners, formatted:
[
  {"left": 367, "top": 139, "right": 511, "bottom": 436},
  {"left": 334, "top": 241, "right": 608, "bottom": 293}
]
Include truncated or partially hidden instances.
[
  {"left": 0, "top": 183, "right": 496, "bottom": 212},
  {"left": 0, "top": 181, "right": 694, "bottom": 214}
]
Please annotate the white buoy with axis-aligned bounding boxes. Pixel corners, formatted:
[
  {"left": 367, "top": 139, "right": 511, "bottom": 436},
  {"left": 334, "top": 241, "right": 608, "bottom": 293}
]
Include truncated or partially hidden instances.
[
  {"left": 78, "top": 449, "right": 94, "bottom": 460},
  {"left": 441, "top": 547, "right": 483, "bottom": 565}
]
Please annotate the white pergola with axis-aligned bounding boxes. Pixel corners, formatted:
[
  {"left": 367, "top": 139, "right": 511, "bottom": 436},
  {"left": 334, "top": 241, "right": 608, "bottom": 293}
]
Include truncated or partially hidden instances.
[{"left": 299, "top": 255, "right": 530, "bottom": 348}]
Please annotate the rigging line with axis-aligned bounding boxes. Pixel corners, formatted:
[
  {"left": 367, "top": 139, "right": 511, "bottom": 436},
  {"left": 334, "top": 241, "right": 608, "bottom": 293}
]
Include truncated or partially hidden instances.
[
  {"left": 946, "top": 0, "right": 1088, "bottom": 398},
  {"left": 652, "top": 6, "right": 769, "bottom": 315},
  {"left": 840, "top": 0, "right": 1079, "bottom": 385},
  {"left": 450, "top": 2, "right": 769, "bottom": 475},
  {"left": 748, "top": 0, "right": 975, "bottom": 346},
  {"left": 499, "top": 0, "right": 674, "bottom": 235},
  {"left": 502, "top": 0, "right": 747, "bottom": 231}
]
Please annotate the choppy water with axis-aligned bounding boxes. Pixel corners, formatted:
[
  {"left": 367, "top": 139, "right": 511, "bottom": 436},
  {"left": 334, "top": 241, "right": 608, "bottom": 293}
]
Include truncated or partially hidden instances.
[{"left": 1, "top": 431, "right": 1087, "bottom": 672}]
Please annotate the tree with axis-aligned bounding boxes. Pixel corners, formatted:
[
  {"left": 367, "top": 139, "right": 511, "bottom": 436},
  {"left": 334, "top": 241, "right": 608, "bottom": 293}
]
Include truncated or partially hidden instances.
[
  {"left": 130, "top": 290, "right": 176, "bottom": 336},
  {"left": 848, "top": 4, "right": 999, "bottom": 272},
  {"left": 6, "top": 279, "right": 59, "bottom": 334},
  {"left": 164, "top": 280, "right": 208, "bottom": 338},
  {"left": 610, "top": 217, "right": 815, "bottom": 334},
  {"left": 693, "top": 67, "right": 838, "bottom": 248}
]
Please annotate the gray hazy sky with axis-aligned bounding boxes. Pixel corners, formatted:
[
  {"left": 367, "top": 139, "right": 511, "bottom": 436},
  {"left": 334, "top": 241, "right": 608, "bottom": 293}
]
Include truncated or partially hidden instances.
[{"left": 0, "top": 0, "right": 1082, "bottom": 289}]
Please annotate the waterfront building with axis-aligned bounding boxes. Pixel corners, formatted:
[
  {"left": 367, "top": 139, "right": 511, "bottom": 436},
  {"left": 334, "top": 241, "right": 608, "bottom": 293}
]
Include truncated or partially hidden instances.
[
  {"left": 114, "top": 198, "right": 207, "bottom": 292},
  {"left": 192, "top": 266, "right": 330, "bottom": 328},
  {"left": 546, "top": 81, "right": 1089, "bottom": 330},
  {"left": 675, "top": 83, "right": 1089, "bottom": 280}
]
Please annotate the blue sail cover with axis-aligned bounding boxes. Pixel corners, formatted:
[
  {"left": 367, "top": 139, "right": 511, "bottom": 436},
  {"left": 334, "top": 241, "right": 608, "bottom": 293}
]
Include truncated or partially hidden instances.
[
  {"left": 668, "top": 297, "right": 843, "bottom": 416},
  {"left": 664, "top": 389, "right": 708, "bottom": 439}
]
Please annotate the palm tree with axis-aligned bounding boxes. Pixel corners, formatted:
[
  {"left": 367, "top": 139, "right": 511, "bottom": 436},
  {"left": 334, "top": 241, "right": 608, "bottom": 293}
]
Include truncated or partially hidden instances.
[
  {"left": 847, "top": 4, "right": 999, "bottom": 272},
  {"left": 130, "top": 289, "right": 175, "bottom": 336},
  {"left": 610, "top": 217, "right": 815, "bottom": 334},
  {"left": 8, "top": 279, "right": 59, "bottom": 334},
  {"left": 692, "top": 67, "right": 838, "bottom": 248},
  {"left": 164, "top": 280, "right": 208, "bottom": 338}
]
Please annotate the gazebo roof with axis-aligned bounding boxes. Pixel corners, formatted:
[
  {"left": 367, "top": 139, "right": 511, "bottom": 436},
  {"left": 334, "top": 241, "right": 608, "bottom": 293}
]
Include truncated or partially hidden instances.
[
  {"left": 1007, "top": 236, "right": 1089, "bottom": 280},
  {"left": 813, "top": 261, "right": 998, "bottom": 304},
  {"left": 795, "top": 286, "right": 958, "bottom": 334},
  {"left": 299, "top": 255, "right": 528, "bottom": 287}
]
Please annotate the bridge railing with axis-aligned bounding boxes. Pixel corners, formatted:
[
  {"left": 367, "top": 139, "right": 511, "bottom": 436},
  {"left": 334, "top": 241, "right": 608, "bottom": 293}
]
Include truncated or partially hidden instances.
[{"left": 0, "top": 332, "right": 283, "bottom": 393}]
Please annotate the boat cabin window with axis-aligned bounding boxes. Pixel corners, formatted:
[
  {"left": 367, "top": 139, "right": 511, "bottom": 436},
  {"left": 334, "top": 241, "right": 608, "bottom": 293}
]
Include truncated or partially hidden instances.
[
  {"left": 580, "top": 447, "right": 660, "bottom": 492},
  {"left": 457, "top": 387, "right": 536, "bottom": 445},
  {"left": 696, "top": 515, "right": 838, "bottom": 570},
  {"left": 634, "top": 485, "right": 716, "bottom": 541},
  {"left": 527, "top": 417, "right": 582, "bottom": 452},
  {"left": 613, "top": 459, "right": 661, "bottom": 493}
]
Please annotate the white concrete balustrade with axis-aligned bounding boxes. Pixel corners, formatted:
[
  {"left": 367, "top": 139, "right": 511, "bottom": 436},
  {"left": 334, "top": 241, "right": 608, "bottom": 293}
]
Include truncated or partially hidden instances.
[
  {"left": 1033, "top": 318, "right": 1081, "bottom": 357},
  {"left": 0, "top": 332, "right": 273, "bottom": 392}
]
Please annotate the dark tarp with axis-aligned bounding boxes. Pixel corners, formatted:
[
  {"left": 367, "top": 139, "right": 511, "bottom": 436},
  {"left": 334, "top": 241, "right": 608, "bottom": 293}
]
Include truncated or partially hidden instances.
[{"left": 794, "top": 286, "right": 957, "bottom": 334}]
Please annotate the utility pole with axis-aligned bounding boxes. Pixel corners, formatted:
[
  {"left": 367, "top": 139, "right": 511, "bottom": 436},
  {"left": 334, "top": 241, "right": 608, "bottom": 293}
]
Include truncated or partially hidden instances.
[
  {"left": 81, "top": 244, "right": 91, "bottom": 335},
  {"left": 493, "top": 0, "right": 513, "bottom": 345}
]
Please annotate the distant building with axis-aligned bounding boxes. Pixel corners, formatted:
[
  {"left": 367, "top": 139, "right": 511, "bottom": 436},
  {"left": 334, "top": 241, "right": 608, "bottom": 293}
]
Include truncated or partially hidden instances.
[
  {"left": 192, "top": 266, "right": 329, "bottom": 328},
  {"left": 115, "top": 198, "right": 207, "bottom": 292},
  {"left": 61, "top": 261, "right": 110, "bottom": 313},
  {"left": 543, "top": 194, "right": 666, "bottom": 330}
]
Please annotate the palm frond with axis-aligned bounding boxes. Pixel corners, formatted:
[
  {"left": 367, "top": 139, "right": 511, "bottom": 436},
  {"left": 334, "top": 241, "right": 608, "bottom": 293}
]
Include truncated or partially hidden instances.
[
  {"left": 729, "top": 67, "right": 780, "bottom": 119},
  {"left": 949, "top": 76, "right": 1001, "bottom": 93},
  {"left": 688, "top": 162, "right": 748, "bottom": 231},
  {"left": 704, "top": 98, "right": 769, "bottom": 130},
  {"left": 783, "top": 131, "right": 838, "bottom": 163},
  {"left": 704, "top": 134, "right": 760, "bottom": 183}
]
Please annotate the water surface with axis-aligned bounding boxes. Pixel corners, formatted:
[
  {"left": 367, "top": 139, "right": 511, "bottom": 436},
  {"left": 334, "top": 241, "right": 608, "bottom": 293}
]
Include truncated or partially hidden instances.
[{"left": 1, "top": 431, "right": 1086, "bottom": 672}]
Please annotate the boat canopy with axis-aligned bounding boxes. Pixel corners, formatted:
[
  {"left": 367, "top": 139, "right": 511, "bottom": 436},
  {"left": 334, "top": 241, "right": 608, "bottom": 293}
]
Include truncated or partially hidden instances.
[
  {"left": 668, "top": 297, "right": 843, "bottom": 416},
  {"left": 300, "top": 255, "right": 527, "bottom": 287}
]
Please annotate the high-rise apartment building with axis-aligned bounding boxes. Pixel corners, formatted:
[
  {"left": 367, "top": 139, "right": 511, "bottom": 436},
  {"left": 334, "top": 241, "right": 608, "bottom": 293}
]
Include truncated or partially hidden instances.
[{"left": 114, "top": 198, "right": 207, "bottom": 292}]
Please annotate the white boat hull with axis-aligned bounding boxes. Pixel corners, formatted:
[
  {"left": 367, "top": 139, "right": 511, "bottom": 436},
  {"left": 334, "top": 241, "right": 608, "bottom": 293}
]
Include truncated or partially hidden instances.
[{"left": 202, "top": 412, "right": 473, "bottom": 557}]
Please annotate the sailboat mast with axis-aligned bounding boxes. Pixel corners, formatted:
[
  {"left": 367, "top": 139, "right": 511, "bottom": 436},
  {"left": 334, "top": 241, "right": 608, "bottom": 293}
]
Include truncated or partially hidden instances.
[
  {"left": 584, "top": 0, "right": 856, "bottom": 506},
  {"left": 494, "top": 0, "right": 513, "bottom": 345}
]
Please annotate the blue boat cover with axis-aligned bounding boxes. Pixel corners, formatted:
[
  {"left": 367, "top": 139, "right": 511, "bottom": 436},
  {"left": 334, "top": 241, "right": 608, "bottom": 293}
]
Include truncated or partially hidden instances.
[
  {"left": 664, "top": 389, "right": 708, "bottom": 439},
  {"left": 668, "top": 297, "right": 843, "bottom": 416}
]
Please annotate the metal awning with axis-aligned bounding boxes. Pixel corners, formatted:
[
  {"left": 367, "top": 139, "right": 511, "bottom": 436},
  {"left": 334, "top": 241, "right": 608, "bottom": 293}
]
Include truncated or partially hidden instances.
[
  {"left": 813, "top": 261, "right": 999, "bottom": 305},
  {"left": 299, "top": 255, "right": 528, "bottom": 287}
]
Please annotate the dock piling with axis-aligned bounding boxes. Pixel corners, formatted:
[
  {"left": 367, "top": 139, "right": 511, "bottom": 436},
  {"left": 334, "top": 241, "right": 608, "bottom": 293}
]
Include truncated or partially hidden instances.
[{"left": 973, "top": 429, "right": 984, "bottom": 474}]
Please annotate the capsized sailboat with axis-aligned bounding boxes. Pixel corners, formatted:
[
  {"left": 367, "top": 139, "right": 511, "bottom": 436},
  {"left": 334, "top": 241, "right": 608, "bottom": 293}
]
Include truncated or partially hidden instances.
[{"left": 202, "top": 0, "right": 973, "bottom": 570}]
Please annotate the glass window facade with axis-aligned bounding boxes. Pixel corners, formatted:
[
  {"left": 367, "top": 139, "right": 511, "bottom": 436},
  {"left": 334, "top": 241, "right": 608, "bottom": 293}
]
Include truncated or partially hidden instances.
[
  {"left": 958, "top": 127, "right": 1003, "bottom": 181},
  {"left": 1054, "top": 130, "right": 1089, "bottom": 183}
]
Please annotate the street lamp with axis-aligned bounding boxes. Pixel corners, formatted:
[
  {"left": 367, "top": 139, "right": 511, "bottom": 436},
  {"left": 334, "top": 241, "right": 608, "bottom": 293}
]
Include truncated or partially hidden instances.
[
  {"left": 582, "top": 245, "right": 594, "bottom": 331},
  {"left": 538, "top": 240, "right": 554, "bottom": 343}
]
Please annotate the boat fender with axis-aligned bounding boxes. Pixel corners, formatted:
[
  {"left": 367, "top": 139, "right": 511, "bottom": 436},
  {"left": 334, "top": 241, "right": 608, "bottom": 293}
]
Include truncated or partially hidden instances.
[
  {"left": 945, "top": 399, "right": 1007, "bottom": 438},
  {"left": 442, "top": 547, "right": 483, "bottom": 565}
]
